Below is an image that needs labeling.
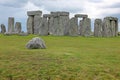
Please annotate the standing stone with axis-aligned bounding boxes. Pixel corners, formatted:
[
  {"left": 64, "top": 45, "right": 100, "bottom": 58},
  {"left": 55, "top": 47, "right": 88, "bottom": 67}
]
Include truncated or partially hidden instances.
[
  {"left": 15, "top": 22, "right": 21, "bottom": 33},
  {"left": 103, "top": 17, "right": 118, "bottom": 37},
  {"left": 0, "top": 24, "right": 6, "bottom": 33},
  {"left": 111, "top": 20, "right": 116, "bottom": 36},
  {"left": 80, "top": 18, "right": 91, "bottom": 37},
  {"left": 48, "top": 15, "right": 54, "bottom": 35},
  {"left": 27, "top": 16, "right": 34, "bottom": 34},
  {"left": 50, "top": 12, "right": 69, "bottom": 36},
  {"left": 39, "top": 16, "right": 48, "bottom": 35},
  {"left": 68, "top": 17, "right": 78, "bottom": 36},
  {"left": 34, "top": 15, "right": 42, "bottom": 34},
  {"left": 8, "top": 17, "right": 14, "bottom": 33},
  {"left": 94, "top": 19, "right": 103, "bottom": 37}
]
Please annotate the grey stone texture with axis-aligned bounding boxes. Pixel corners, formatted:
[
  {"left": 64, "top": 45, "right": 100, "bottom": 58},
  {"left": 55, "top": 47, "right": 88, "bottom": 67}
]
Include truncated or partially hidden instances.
[
  {"left": 39, "top": 16, "right": 49, "bottom": 35},
  {"left": 27, "top": 16, "right": 34, "bottom": 34},
  {"left": 26, "top": 10, "right": 119, "bottom": 37},
  {"left": 50, "top": 11, "right": 69, "bottom": 36},
  {"left": 0, "top": 24, "right": 6, "bottom": 33},
  {"left": 27, "top": 11, "right": 42, "bottom": 16},
  {"left": 103, "top": 17, "right": 118, "bottom": 37},
  {"left": 68, "top": 17, "right": 78, "bottom": 36},
  {"left": 75, "top": 14, "right": 88, "bottom": 18},
  {"left": 27, "top": 10, "right": 43, "bottom": 34},
  {"left": 80, "top": 18, "right": 91, "bottom": 37},
  {"left": 48, "top": 15, "right": 54, "bottom": 35},
  {"left": 15, "top": 22, "right": 21, "bottom": 33},
  {"left": 34, "top": 15, "right": 42, "bottom": 34},
  {"left": 26, "top": 37, "right": 46, "bottom": 49},
  {"left": 8, "top": 17, "right": 14, "bottom": 33},
  {"left": 94, "top": 19, "right": 103, "bottom": 37}
]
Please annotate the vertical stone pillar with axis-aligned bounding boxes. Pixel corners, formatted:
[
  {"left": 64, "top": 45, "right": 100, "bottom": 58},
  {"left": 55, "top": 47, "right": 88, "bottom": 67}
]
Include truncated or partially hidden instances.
[
  {"left": 80, "top": 18, "right": 91, "bottom": 37},
  {"left": 34, "top": 15, "right": 42, "bottom": 34},
  {"left": 48, "top": 15, "right": 54, "bottom": 35},
  {"left": 94, "top": 19, "right": 103, "bottom": 37},
  {"left": 68, "top": 17, "right": 78, "bottom": 36},
  {"left": 27, "top": 16, "right": 34, "bottom": 34},
  {"left": 39, "top": 14, "right": 49, "bottom": 35},
  {"left": 8, "top": 17, "right": 14, "bottom": 33},
  {"left": 15, "top": 22, "right": 21, "bottom": 33},
  {"left": 0, "top": 24, "right": 6, "bottom": 33}
]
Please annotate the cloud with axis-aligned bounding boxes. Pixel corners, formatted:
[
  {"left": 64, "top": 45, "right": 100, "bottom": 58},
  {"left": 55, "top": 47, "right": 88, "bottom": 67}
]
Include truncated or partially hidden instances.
[{"left": 0, "top": 0, "right": 120, "bottom": 32}]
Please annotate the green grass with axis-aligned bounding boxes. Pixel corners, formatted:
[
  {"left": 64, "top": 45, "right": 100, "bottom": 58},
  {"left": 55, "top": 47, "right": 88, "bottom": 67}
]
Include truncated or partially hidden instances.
[{"left": 0, "top": 34, "right": 120, "bottom": 80}]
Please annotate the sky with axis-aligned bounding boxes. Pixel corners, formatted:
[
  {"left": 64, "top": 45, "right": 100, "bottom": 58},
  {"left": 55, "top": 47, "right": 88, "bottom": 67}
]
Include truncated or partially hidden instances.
[{"left": 0, "top": 0, "right": 120, "bottom": 32}]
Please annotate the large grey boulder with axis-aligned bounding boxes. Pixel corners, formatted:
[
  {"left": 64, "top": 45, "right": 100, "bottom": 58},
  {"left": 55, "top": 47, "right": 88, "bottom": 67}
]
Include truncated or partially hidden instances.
[
  {"left": 0, "top": 24, "right": 6, "bottom": 33},
  {"left": 26, "top": 37, "right": 46, "bottom": 49}
]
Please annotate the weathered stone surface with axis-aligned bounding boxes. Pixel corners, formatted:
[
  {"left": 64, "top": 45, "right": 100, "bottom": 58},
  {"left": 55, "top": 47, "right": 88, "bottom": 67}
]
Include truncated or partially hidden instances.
[
  {"left": 27, "top": 11, "right": 42, "bottom": 16},
  {"left": 94, "top": 19, "right": 103, "bottom": 37},
  {"left": 43, "top": 14, "right": 53, "bottom": 18},
  {"left": 50, "top": 12, "right": 69, "bottom": 36},
  {"left": 75, "top": 14, "right": 88, "bottom": 18},
  {"left": 80, "top": 18, "right": 91, "bottom": 37},
  {"left": 39, "top": 17, "right": 48, "bottom": 35},
  {"left": 34, "top": 15, "right": 42, "bottom": 34},
  {"left": 15, "top": 22, "right": 21, "bottom": 33},
  {"left": 103, "top": 17, "right": 118, "bottom": 37},
  {"left": 27, "top": 16, "right": 34, "bottom": 34},
  {"left": 68, "top": 17, "right": 78, "bottom": 36},
  {"left": 48, "top": 16, "right": 54, "bottom": 35},
  {"left": 8, "top": 17, "right": 14, "bottom": 33},
  {"left": 51, "top": 12, "right": 69, "bottom": 16},
  {"left": 0, "top": 24, "right": 6, "bottom": 33},
  {"left": 26, "top": 37, "right": 46, "bottom": 49}
]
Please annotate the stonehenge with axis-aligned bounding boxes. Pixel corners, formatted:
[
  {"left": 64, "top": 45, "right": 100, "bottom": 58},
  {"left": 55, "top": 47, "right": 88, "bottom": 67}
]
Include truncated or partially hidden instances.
[
  {"left": 0, "top": 10, "right": 119, "bottom": 37},
  {"left": 26, "top": 11, "right": 93, "bottom": 36}
]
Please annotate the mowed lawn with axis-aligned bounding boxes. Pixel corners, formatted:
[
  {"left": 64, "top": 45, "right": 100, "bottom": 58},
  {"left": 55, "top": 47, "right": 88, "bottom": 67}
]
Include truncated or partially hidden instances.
[{"left": 0, "top": 34, "right": 120, "bottom": 80}]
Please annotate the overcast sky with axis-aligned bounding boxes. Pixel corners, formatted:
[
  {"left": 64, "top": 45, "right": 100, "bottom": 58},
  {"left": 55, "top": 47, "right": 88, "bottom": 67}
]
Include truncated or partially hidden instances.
[{"left": 0, "top": 0, "right": 120, "bottom": 31}]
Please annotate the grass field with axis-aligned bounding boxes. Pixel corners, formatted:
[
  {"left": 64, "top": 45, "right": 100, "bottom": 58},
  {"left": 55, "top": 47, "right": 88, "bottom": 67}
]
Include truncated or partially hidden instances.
[{"left": 0, "top": 34, "right": 120, "bottom": 80}]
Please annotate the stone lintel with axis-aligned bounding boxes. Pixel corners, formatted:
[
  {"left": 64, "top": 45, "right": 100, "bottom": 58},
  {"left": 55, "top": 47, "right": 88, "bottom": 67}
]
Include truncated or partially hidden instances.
[
  {"left": 104, "top": 16, "right": 118, "bottom": 21},
  {"left": 51, "top": 11, "right": 69, "bottom": 17},
  {"left": 75, "top": 14, "right": 88, "bottom": 18},
  {"left": 43, "top": 14, "right": 54, "bottom": 18},
  {"left": 27, "top": 10, "right": 42, "bottom": 16}
]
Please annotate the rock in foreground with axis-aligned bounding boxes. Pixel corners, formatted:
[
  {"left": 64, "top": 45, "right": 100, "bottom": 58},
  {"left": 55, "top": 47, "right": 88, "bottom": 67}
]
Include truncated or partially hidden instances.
[{"left": 26, "top": 37, "right": 46, "bottom": 49}]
